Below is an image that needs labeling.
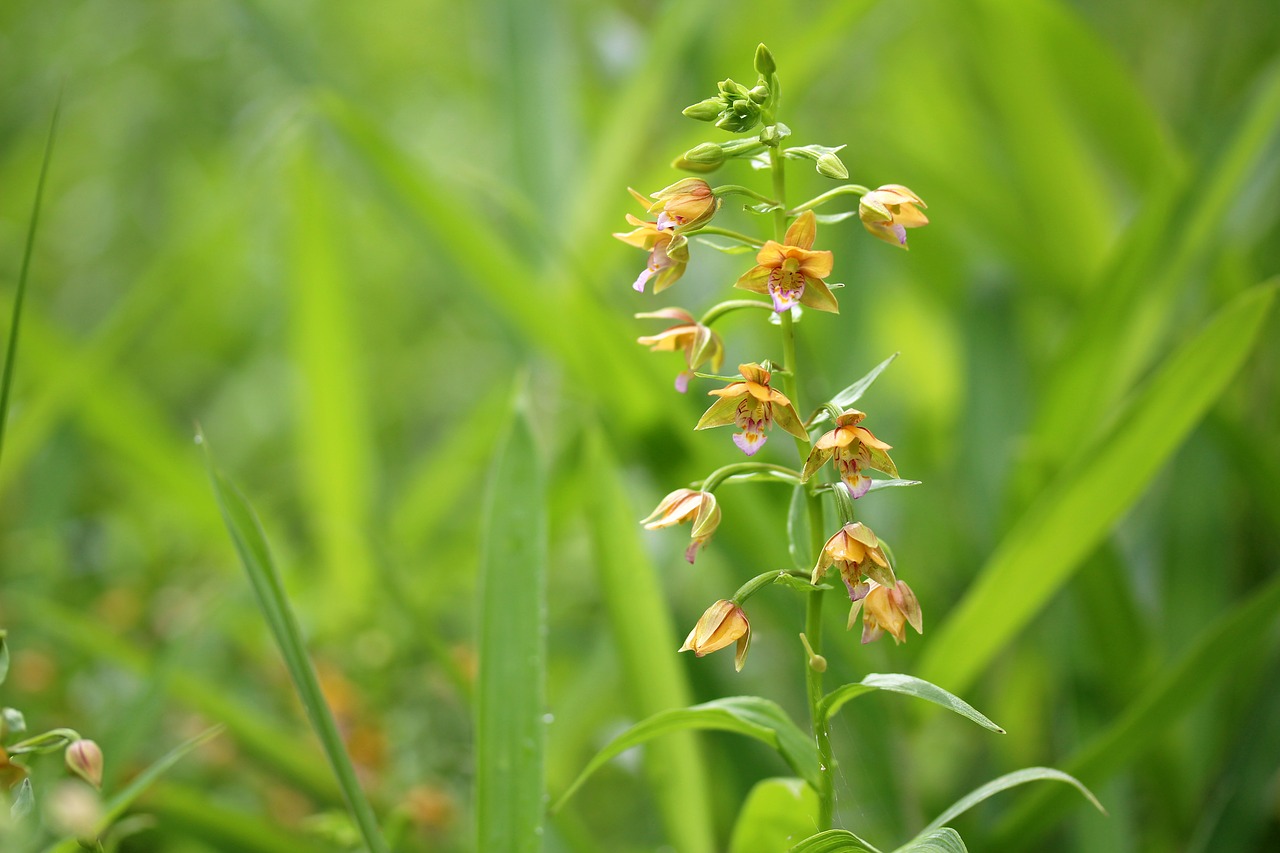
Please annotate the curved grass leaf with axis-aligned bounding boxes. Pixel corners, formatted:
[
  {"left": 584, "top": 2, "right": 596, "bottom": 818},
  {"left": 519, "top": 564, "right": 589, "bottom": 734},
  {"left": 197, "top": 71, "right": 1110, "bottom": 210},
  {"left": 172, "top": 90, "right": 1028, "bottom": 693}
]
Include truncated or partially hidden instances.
[
  {"left": 554, "top": 696, "right": 819, "bottom": 812},
  {"left": 920, "top": 282, "right": 1277, "bottom": 694},
  {"left": 819, "top": 674, "right": 1004, "bottom": 733},
  {"left": 476, "top": 402, "right": 547, "bottom": 853},
  {"left": 788, "top": 829, "right": 877, "bottom": 852},
  {"left": 0, "top": 630, "right": 8, "bottom": 687},
  {"left": 0, "top": 96, "right": 58, "bottom": 468},
  {"left": 892, "top": 827, "right": 968, "bottom": 853},
  {"left": 915, "top": 767, "right": 1103, "bottom": 839},
  {"left": 205, "top": 438, "right": 389, "bottom": 853},
  {"left": 729, "top": 777, "right": 820, "bottom": 853}
]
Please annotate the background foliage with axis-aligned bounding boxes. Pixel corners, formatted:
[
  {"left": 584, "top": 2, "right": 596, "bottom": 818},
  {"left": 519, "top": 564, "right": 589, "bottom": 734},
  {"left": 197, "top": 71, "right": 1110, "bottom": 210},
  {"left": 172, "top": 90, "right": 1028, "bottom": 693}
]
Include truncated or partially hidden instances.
[{"left": 2, "top": 0, "right": 1278, "bottom": 850}]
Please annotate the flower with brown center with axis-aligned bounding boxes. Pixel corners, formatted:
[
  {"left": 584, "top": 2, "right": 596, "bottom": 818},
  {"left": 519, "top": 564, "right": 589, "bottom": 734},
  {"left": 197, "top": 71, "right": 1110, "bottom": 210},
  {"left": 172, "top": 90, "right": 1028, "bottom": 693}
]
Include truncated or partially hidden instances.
[
  {"left": 679, "top": 599, "right": 751, "bottom": 671},
  {"left": 802, "top": 410, "right": 898, "bottom": 498},
  {"left": 859, "top": 184, "right": 928, "bottom": 249},
  {"left": 695, "top": 363, "right": 808, "bottom": 456},
  {"left": 811, "top": 522, "right": 895, "bottom": 592},
  {"left": 734, "top": 210, "right": 838, "bottom": 314}
]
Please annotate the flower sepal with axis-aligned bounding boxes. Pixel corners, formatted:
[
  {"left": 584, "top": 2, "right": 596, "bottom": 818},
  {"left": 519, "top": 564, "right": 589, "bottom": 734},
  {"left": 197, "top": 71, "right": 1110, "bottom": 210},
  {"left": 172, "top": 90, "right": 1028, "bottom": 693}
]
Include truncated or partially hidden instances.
[{"left": 679, "top": 600, "right": 752, "bottom": 671}]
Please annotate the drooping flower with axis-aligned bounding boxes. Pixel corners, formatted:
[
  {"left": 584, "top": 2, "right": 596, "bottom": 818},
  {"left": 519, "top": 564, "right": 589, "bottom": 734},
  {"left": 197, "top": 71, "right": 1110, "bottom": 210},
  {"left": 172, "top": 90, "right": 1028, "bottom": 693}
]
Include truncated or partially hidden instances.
[
  {"left": 636, "top": 308, "right": 725, "bottom": 393},
  {"left": 801, "top": 409, "right": 898, "bottom": 498},
  {"left": 734, "top": 210, "right": 838, "bottom": 314},
  {"left": 811, "top": 522, "right": 895, "bottom": 592},
  {"left": 648, "top": 179, "right": 720, "bottom": 231},
  {"left": 859, "top": 185, "right": 929, "bottom": 250},
  {"left": 64, "top": 739, "right": 104, "bottom": 789},
  {"left": 641, "top": 488, "right": 721, "bottom": 563},
  {"left": 848, "top": 579, "right": 922, "bottom": 645},
  {"left": 679, "top": 599, "right": 751, "bottom": 671},
  {"left": 613, "top": 215, "right": 690, "bottom": 294},
  {"left": 695, "top": 363, "right": 808, "bottom": 456}
]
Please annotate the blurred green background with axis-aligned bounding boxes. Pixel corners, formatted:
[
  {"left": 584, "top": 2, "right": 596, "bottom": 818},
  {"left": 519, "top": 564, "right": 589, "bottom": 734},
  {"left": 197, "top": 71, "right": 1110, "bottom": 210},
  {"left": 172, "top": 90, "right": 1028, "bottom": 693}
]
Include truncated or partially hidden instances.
[{"left": 2, "top": 0, "right": 1279, "bottom": 850}]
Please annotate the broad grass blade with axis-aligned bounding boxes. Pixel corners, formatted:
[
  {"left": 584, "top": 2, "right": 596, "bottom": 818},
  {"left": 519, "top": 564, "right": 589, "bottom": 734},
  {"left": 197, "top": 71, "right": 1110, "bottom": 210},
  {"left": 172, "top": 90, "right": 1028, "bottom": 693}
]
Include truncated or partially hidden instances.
[{"left": 475, "top": 403, "right": 547, "bottom": 853}]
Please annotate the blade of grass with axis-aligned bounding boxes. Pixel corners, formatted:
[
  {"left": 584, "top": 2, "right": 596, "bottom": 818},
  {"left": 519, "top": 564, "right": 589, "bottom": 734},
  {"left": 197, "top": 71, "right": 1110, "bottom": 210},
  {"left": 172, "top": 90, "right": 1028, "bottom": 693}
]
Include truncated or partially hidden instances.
[
  {"left": 919, "top": 281, "right": 1277, "bottom": 694},
  {"left": 475, "top": 396, "right": 547, "bottom": 852},
  {"left": 203, "top": 435, "right": 389, "bottom": 853},
  {"left": 0, "top": 94, "right": 59, "bottom": 468}
]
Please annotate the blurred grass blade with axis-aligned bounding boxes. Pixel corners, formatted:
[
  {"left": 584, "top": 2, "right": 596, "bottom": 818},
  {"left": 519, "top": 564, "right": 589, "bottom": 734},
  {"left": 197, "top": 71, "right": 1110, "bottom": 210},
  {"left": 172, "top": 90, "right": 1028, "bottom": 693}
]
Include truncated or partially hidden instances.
[
  {"left": 136, "top": 782, "right": 344, "bottom": 853},
  {"left": 788, "top": 829, "right": 876, "bottom": 852},
  {"left": 43, "top": 726, "right": 224, "bottom": 853},
  {"left": 819, "top": 674, "right": 1004, "bottom": 733},
  {"left": 553, "top": 696, "right": 819, "bottom": 812},
  {"left": 204, "top": 437, "right": 389, "bottom": 853},
  {"left": 729, "top": 778, "right": 820, "bottom": 853},
  {"left": 0, "top": 96, "right": 59, "bottom": 467},
  {"left": 920, "top": 281, "right": 1277, "bottom": 693},
  {"left": 991, "top": 568, "right": 1280, "bottom": 847},
  {"left": 0, "top": 630, "right": 8, "bottom": 686},
  {"left": 579, "top": 427, "right": 716, "bottom": 852},
  {"left": 476, "top": 400, "right": 547, "bottom": 853},
  {"left": 915, "top": 767, "right": 1102, "bottom": 838},
  {"left": 892, "top": 827, "right": 968, "bottom": 853},
  {"left": 811, "top": 353, "right": 898, "bottom": 426}
]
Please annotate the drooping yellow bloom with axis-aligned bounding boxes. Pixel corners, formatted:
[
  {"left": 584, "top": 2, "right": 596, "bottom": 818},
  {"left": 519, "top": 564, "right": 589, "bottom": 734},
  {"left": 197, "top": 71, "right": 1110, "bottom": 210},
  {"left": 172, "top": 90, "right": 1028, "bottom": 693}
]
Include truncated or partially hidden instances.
[
  {"left": 679, "top": 599, "right": 751, "bottom": 671},
  {"left": 811, "top": 522, "right": 895, "bottom": 592},
  {"left": 734, "top": 210, "right": 838, "bottom": 313},
  {"left": 640, "top": 488, "right": 721, "bottom": 563},
  {"left": 848, "top": 579, "right": 922, "bottom": 645},
  {"left": 802, "top": 410, "right": 898, "bottom": 498},
  {"left": 636, "top": 308, "right": 725, "bottom": 393},
  {"left": 648, "top": 178, "right": 720, "bottom": 231},
  {"left": 859, "top": 185, "right": 928, "bottom": 249},
  {"left": 613, "top": 214, "right": 690, "bottom": 294},
  {"left": 695, "top": 363, "right": 808, "bottom": 456}
]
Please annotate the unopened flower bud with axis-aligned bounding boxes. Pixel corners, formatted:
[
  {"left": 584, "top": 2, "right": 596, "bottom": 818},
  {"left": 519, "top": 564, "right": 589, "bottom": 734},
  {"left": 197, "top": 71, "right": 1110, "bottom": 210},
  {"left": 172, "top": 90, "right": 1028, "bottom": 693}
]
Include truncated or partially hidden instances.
[
  {"left": 860, "top": 184, "right": 929, "bottom": 250},
  {"left": 748, "top": 84, "right": 770, "bottom": 104},
  {"left": 682, "top": 97, "right": 724, "bottom": 122},
  {"left": 682, "top": 142, "right": 726, "bottom": 165},
  {"left": 680, "top": 600, "right": 751, "bottom": 671},
  {"left": 816, "top": 152, "right": 849, "bottom": 180},
  {"left": 65, "top": 739, "right": 103, "bottom": 789},
  {"left": 754, "top": 43, "right": 777, "bottom": 76}
]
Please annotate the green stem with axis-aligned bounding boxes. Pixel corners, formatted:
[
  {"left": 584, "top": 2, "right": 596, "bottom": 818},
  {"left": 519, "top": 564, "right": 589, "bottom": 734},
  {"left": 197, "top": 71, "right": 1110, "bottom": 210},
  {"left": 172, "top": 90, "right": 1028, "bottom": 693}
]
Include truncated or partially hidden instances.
[
  {"left": 730, "top": 569, "right": 809, "bottom": 605},
  {"left": 711, "top": 184, "right": 780, "bottom": 206},
  {"left": 688, "top": 225, "right": 765, "bottom": 247},
  {"left": 699, "top": 299, "right": 775, "bottom": 326},
  {"left": 699, "top": 462, "right": 800, "bottom": 492},
  {"left": 789, "top": 184, "right": 871, "bottom": 214},
  {"left": 769, "top": 139, "right": 836, "bottom": 829}
]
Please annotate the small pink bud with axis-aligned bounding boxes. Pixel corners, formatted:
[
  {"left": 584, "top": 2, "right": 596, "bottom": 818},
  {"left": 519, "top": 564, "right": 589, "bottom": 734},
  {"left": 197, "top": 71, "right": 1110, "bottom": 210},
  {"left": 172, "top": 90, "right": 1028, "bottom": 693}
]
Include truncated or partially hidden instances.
[{"left": 65, "top": 739, "right": 104, "bottom": 789}]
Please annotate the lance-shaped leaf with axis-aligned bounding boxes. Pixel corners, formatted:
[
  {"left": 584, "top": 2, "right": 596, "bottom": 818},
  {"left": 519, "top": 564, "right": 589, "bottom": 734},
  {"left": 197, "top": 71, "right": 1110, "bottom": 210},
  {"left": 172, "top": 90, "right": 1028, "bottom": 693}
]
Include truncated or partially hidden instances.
[
  {"left": 819, "top": 673, "right": 1004, "bottom": 733},
  {"left": 809, "top": 354, "right": 899, "bottom": 430},
  {"left": 891, "top": 828, "right": 968, "bottom": 853},
  {"left": 911, "top": 767, "right": 1104, "bottom": 842},
  {"left": 788, "top": 829, "right": 879, "bottom": 852}
]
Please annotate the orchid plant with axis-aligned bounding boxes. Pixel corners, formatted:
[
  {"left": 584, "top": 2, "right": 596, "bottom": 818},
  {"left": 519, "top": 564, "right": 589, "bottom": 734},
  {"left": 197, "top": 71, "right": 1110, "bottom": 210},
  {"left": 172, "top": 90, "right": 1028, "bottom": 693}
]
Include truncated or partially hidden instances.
[{"left": 556, "top": 45, "right": 1102, "bottom": 851}]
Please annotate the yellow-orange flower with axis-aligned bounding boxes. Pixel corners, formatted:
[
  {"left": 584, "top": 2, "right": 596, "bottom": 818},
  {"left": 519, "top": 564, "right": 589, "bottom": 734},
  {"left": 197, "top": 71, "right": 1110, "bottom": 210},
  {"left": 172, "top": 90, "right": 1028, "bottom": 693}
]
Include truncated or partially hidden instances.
[
  {"left": 811, "top": 522, "right": 895, "bottom": 592},
  {"left": 640, "top": 488, "right": 721, "bottom": 564},
  {"left": 859, "top": 184, "right": 928, "bottom": 249},
  {"left": 636, "top": 308, "right": 725, "bottom": 393},
  {"left": 679, "top": 599, "right": 751, "bottom": 671},
  {"left": 613, "top": 215, "right": 690, "bottom": 294},
  {"left": 734, "top": 210, "right": 838, "bottom": 314},
  {"left": 648, "top": 178, "right": 720, "bottom": 231},
  {"left": 848, "top": 580, "right": 922, "bottom": 645},
  {"left": 695, "top": 363, "right": 808, "bottom": 456},
  {"left": 802, "top": 410, "right": 897, "bottom": 498}
]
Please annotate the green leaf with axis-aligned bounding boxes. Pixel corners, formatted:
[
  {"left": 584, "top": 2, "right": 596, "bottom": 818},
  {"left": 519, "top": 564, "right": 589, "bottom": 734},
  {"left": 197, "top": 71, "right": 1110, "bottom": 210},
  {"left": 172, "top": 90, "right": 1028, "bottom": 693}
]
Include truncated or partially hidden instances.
[
  {"left": 204, "top": 438, "right": 389, "bottom": 853},
  {"left": 695, "top": 237, "right": 759, "bottom": 255},
  {"left": 0, "top": 95, "right": 58, "bottom": 469},
  {"left": 729, "top": 777, "right": 820, "bottom": 853},
  {"left": 0, "top": 630, "right": 8, "bottom": 687},
  {"left": 788, "top": 829, "right": 877, "bottom": 852},
  {"left": 42, "top": 727, "right": 224, "bottom": 853},
  {"left": 787, "top": 483, "right": 812, "bottom": 570},
  {"left": 810, "top": 354, "right": 899, "bottom": 428},
  {"left": 866, "top": 479, "right": 922, "bottom": 493},
  {"left": 915, "top": 767, "right": 1104, "bottom": 839},
  {"left": 476, "top": 400, "right": 547, "bottom": 853},
  {"left": 10, "top": 778, "right": 33, "bottom": 821},
  {"left": 919, "top": 282, "right": 1277, "bottom": 694},
  {"left": 554, "top": 696, "right": 819, "bottom": 811},
  {"left": 892, "top": 828, "right": 968, "bottom": 853},
  {"left": 819, "top": 674, "right": 1004, "bottom": 733},
  {"left": 774, "top": 574, "right": 832, "bottom": 594}
]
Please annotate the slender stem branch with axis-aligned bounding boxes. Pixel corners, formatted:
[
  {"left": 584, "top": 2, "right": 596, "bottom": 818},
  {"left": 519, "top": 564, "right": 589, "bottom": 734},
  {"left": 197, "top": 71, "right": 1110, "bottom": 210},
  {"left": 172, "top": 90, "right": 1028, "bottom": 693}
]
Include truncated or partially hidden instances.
[
  {"left": 699, "top": 462, "right": 801, "bottom": 492},
  {"left": 688, "top": 225, "right": 765, "bottom": 247},
  {"left": 730, "top": 569, "right": 809, "bottom": 605},
  {"left": 711, "top": 184, "right": 779, "bottom": 206},
  {"left": 699, "top": 299, "right": 775, "bottom": 326},
  {"left": 789, "top": 183, "right": 871, "bottom": 214}
]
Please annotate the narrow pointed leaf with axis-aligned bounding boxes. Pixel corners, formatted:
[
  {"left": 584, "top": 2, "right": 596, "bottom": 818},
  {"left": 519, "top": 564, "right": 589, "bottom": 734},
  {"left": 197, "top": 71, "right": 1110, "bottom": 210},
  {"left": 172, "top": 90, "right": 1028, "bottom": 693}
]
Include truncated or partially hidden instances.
[
  {"left": 788, "top": 829, "right": 877, "bottom": 852},
  {"left": 554, "top": 696, "right": 819, "bottom": 811},
  {"left": 810, "top": 354, "right": 899, "bottom": 428},
  {"left": 819, "top": 674, "right": 1004, "bottom": 733},
  {"left": 915, "top": 767, "right": 1103, "bottom": 838},
  {"left": 892, "top": 828, "right": 968, "bottom": 853},
  {"left": 475, "top": 402, "right": 547, "bottom": 853}
]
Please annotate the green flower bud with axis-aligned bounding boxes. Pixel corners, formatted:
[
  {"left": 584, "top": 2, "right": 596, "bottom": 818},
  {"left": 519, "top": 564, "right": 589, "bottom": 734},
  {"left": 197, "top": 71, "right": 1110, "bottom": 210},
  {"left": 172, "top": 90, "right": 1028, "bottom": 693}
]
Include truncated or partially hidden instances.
[
  {"left": 759, "top": 123, "right": 791, "bottom": 146},
  {"left": 816, "top": 152, "right": 849, "bottom": 180},
  {"left": 671, "top": 156, "right": 722, "bottom": 174},
  {"left": 754, "top": 43, "right": 777, "bottom": 76},
  {"left": 748, "top": 84, "right": 769, "bottom": 104},
  {"left": 682, "top": 97, "right": 724, "bottom": 122},
  {"left": 683, "top": 142, "right": 726, "bottom": 164}
]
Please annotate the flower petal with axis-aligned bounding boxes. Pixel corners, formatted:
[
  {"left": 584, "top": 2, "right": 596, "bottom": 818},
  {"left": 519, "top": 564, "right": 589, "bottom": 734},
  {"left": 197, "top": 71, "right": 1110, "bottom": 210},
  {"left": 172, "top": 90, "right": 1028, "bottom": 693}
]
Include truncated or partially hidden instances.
[{"left": 784, "top": 210, "right": 818, "bottom": 250}]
